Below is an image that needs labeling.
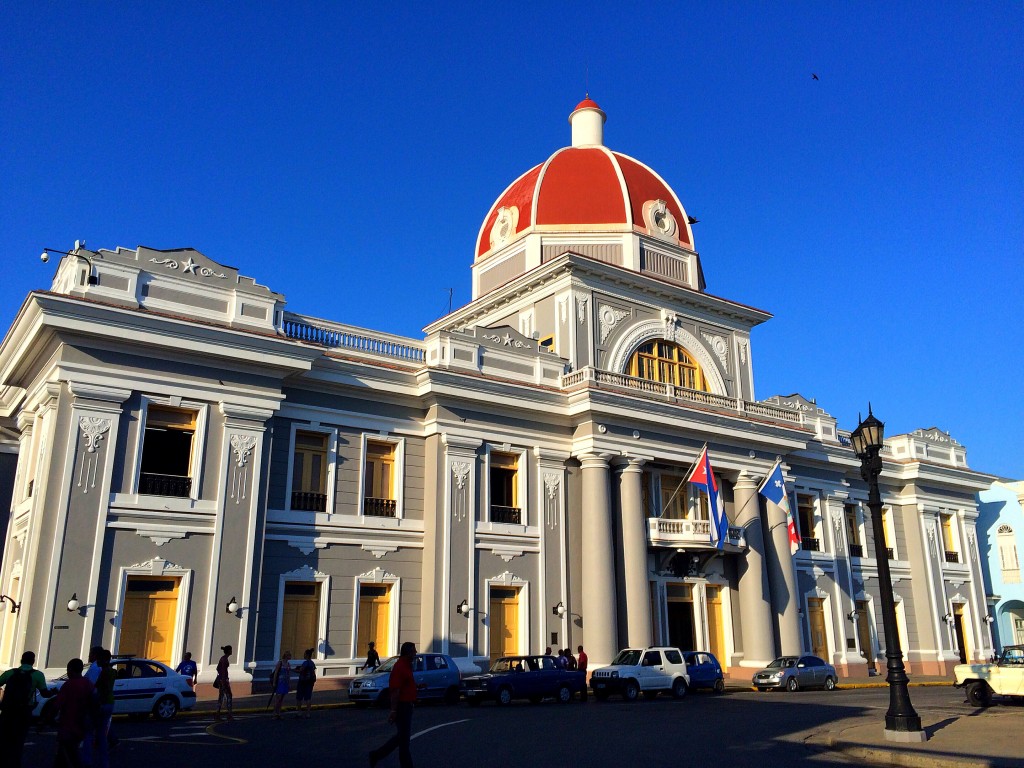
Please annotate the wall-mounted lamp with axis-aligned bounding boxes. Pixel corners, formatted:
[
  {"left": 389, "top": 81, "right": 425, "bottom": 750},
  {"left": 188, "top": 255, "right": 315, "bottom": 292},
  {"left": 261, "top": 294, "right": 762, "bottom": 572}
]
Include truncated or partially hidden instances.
[
  {"left": 551, "top": 601, "right": 567, "bottom": 618},
  {"left": 457, "top": 599, "right": 471, "bottom": 617},
  {"left": 66, "top": 593, "right": 80, "bottom": 613},
  {"left": 226, "top": 597, "right": 239, "bottom": 614},
  {"left": 0, "top": 594, "right": 21, "bottom": 614},
  {"left": 984, "top": 614, "right": 995, "bottom": 625},
  {"left": 41, "top": 243, "right": 97, "bottom": 285},
  {"left": 942, "top": 613, "right": 954, "bottom": 625},
  {"left": 847, "top": 610, "right": 858, "bottom": 622}
]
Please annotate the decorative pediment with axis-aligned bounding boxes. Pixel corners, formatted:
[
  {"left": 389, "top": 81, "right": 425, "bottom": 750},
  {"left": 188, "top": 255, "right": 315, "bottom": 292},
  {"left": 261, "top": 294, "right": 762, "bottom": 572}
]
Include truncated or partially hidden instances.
[
  {"left": 491, "top": 570, "right": 524, "bottom": 586},
  {"left": 361, "top": 544, "right": 398, "bottom": 560},
  {"left": 285, "top": 536, "right": 326, "bottom": 556},
  {"left": 359, "top": 567, "right": 398, "bottom": 582},
  {"left": 492, "top": 548, "right": 524, "bottom": 563},
  {"left": 477, "top": 325, "right": 533, "bottom": 351},
  {"left": 282, "top": 564, "right": 328, "bottom": 581},
  {"left": 127, "top": 558, "right": 187, "bottom": 575},
  {"left": 910, "top": 427, "right": 961, "bottom": 447}
]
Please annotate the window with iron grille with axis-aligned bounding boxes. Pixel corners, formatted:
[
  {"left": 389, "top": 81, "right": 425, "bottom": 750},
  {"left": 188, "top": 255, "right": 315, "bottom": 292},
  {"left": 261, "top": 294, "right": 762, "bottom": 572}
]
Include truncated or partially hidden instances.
[{"left": 139, "top": 405, "right": 196, "bottom": 497}]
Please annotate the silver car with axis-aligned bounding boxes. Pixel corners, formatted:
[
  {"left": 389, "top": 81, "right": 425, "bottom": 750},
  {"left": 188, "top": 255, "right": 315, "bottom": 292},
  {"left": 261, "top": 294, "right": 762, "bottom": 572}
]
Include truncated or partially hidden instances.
[
  {"left": 348, "top": 653, "right": 462, "bottom": 706},
  {"left": 752, "top": 655, "right": 838, "bottom": 692}
]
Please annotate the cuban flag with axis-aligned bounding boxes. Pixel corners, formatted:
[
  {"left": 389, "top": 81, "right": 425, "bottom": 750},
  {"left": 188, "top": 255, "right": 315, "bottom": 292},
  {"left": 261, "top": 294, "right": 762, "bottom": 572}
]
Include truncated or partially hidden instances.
[
  {"left": 686, "top": 446, "right": 728, "bottom": 549},
  {"left": 759, "top": 461, "right": 800, "bottom": 554}
]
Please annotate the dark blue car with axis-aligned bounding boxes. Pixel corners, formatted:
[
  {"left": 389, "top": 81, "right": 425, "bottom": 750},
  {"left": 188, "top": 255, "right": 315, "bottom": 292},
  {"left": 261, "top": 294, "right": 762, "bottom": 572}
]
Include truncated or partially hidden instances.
[
  {"left": 683, "top": 651, "right": 725, "bottom": 693},
  {"left": 462, "top": 655, "right": 586, "bottom": 705}
]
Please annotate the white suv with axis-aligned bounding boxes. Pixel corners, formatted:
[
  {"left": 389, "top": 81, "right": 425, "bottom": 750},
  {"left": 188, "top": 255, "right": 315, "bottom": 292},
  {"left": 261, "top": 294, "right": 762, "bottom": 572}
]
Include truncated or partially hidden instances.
[{"left": 590, "top": 646, "right": 691, "bottom": 701}]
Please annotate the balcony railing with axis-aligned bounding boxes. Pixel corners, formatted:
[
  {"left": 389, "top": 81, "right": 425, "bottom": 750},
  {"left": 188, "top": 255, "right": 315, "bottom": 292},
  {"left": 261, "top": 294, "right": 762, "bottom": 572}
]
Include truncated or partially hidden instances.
[
  {"left": 139, "top": 473, "right": 192, "bottom": 498},
  {"left": 292, "top": 491, "right": 327, "bottom": 513},
  {"left": 848, "top": 544, "right": 864, "bottom": 558},
  {"left": 364, "top": 498, "right": 397, "bottom": 517},
  {"left": 944, "top": 550, "right": 960, "bottom": 564},
  {"left": 560, "top": 368, "right": 801, "bottom": 425},
  {"left": 283, "top": 313, "right": 426, "bottom": 363},
  {"left": 801, "top": 538, "right": 821, "bottom": 552},
  {"left": 491, "top": 505, "right": 522, "bottom": 524}
]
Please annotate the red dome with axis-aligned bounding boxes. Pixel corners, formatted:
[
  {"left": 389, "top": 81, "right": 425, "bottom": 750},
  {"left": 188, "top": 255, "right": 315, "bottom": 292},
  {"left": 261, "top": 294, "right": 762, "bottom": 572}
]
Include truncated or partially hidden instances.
[
  {"left": 476, "top": 146, "right": 692, "bottom": 258},
  {"left": 573, "top": 98, "right": 603, "bottom": 112}
]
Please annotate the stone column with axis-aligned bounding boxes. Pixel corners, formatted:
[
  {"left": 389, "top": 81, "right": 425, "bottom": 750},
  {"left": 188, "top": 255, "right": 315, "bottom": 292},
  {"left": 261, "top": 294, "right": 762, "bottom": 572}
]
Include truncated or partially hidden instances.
[
  {"left": 765, "top": 484, "right": 803, "bottom": 655},
  {"left": 732, "top": 471, "right": 776, "bottom": 667},
  {"left": 580, "top": 454, "right": 618, "bottom": 666},
  {"left": 618, "top": 459, "right": 652, "bottom": 648}
]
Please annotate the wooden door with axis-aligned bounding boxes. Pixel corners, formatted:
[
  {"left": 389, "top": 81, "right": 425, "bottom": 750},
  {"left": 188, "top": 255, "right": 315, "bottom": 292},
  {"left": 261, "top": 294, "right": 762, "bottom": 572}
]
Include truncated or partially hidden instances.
[
  {"left": 953, "top": 606, "right": 968, "bottom": 664},
  {"left": 807, "top": 598, "right": 828, "bottom": 659},
  {"left": 118, "top": 576, "right": 179, "bottom": 664},
  {"left": 281, "top": 582, "right": 321, "bottom": 657},
  {"left": 856, "top": 600, "right": 875, "bottom": 672},
  {"left": 357, "top": 584, "right": 391, "bottom": 657},
  {"left": 705, "top": 587, "right": 725, "bottom": 661},
  {"left": 489, "top": 587, "right": 519, "bottom": 659}
]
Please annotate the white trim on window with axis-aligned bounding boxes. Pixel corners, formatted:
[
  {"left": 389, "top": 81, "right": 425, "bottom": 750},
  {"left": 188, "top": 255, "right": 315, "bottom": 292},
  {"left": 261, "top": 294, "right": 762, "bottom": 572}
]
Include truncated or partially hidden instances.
[
  {"left": 273, "top": 565, "right": 331, "bottom": 661},
  {"left": 351, "top": 568, "right": 401, "bottom": 661},
  {"left": 483, "top": 444, "right": 528, "bottom": 527},
  {"left": 132, "top": 395, "right": 209, "bottom": 501},
  {"left": 283, "top": 422, "right": 338, "bottom": 514},
  {"left": 357, "top": 433, "right": 405, "bottom": 519}
]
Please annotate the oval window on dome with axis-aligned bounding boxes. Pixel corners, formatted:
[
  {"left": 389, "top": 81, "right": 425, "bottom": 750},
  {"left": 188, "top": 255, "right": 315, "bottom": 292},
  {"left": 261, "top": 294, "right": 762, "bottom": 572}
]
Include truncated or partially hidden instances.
[{"left": 628, "top": 341, "right": 708, "bottom": 392}]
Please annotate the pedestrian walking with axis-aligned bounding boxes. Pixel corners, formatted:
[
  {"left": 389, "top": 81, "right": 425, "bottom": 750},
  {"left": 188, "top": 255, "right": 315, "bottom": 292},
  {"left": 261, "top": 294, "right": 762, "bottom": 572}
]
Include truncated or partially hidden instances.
[
  {"left": 271, "top": 651, "right": 294, "bottom": 720},
  {"left": 0, "top": 650, "right": 56, "bottom": 768},
  {"left": 215, "top": 645, "right": 234, "bottom": 720},
  {"left": 362, "top": 641, "right": 381, "bottom": 672},
  {"left": 52, "top": 658, "right": 95, "bottom": 768},
  {"left": 84, "top": 649, "right": 116, "bottom": 768},
  {"left": 577, "top": 645, "right": 588, "bottom": 702},
  {"left": 368, "top": 641, "right": 418, "bottom": 768},
  {"left": 175, "top": 651, "right": 198, "bottom": 687},
  {"left": 295, "top": 648, "right": 316, "bottom": 718}
]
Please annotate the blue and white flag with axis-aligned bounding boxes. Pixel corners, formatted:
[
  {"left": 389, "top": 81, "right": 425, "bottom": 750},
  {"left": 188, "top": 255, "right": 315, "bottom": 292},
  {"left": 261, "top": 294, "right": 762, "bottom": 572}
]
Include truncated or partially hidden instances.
[{"left": 758, "top": 461, "right": 800, "bottom": 554}]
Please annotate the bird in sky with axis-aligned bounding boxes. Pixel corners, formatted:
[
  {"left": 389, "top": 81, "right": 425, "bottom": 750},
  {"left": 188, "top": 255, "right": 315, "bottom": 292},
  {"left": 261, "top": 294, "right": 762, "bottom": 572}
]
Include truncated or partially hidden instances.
[
  {"left": 811, "top": 73, "right": 820, "bottom": 80},
  {"left": 687, "top": 215, "right": 700, "bottom": 225}
]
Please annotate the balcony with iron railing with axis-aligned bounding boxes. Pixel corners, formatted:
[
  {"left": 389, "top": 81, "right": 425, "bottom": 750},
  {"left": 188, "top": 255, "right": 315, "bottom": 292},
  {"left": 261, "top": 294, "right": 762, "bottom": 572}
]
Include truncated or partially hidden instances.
[
  {"left": 944, "top": 550, "right": 960, "bottom": 564},
  {"left": 364, "top": 498, "right": 398, "bottom": 518},
  {"left": 291, "top": 491, "right": 327, "bottom": 513},
  {"left": 490, "top": 505, "right": 522, "bottom": 525},
  {"left": 800, "top": 537, "right": 821, "bottom": 553},
  {"left": 647, "top": 518, "right": 746, "bottom": 549},
  {"left": 139, "top": 473, "right": 192, "bottom": 498},
  {"left": 848, "top": 544, "right": 864, "bottom": 558}
]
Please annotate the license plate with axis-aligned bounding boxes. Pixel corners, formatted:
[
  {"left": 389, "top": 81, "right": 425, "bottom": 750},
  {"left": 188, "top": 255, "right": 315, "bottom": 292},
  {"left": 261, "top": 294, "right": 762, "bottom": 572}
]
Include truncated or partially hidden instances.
[{"left": 595, "top": 683, "right": 606, "bottom": 689}]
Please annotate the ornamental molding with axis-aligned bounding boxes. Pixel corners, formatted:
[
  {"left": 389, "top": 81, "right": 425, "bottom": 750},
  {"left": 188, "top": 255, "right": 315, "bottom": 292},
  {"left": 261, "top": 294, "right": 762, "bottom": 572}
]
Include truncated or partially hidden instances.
[
  {"left": 126, "top": 558, "right": 187, "bottom": 575},
  {"left": 739, "top": 342, "right": 747, "bottom": 365},
  {"left": 642, "top": 199, "right": 679, "bottom": 240},
  {"left": 282, "top": 564, "right": 328, "bottom": 581},
  {"left": 830, "top": 508, "right": 843, "bottom": 539},
  {"left": 452, "top": 461, "right": 471, "bottom": 490},
  {"left": 132, "top": 525, "right": 189, "bottom": 547},
  {"left": 557, "top": 297, "right": 568, "bottom": 324},
  {"left": 149, "top": 256, "right": 227, "bottom": 279},
  {"left": 492, "top": 547, "right": 524, "bottom": 563},
  {"left": 80, "top": 416, "right": 110, "bottom": 453},
  {"left": 492, "top": 570, "right": 524, "bottom": 586},
  {"left": 230, "top": 434, "right": 258, "bottom": 468},
  {"left": 480, "top": 332, "right": 531, "bottom": 350},
  {"left": 576, "top": 297, "right": 588, "bottom": 324},
  {"left": 489, "top": 205, "right": 519, "bottom": 250},
  {"left": 598, "top": 305, "right": 630, "bottom": 343},
  {"left": 968, "top": 532, "right": 977, "bottom": 563},
  {"left": 359, "top": 567, "right": 398, "bottom": 582},
  {"left": 927, "top": 526, "right": 937, "bottom": 557},
  {"left": 285, "top": 536, "right": 326, "bottom": 556},
  {"left": 361, "top": 544, "right": 398, "bottom": 560},
  {"left": 543, "top": 473, "right": 560, "bottom": 500},
  {"left": 701, "top": 332, "right": 730, "bottom": 373}
]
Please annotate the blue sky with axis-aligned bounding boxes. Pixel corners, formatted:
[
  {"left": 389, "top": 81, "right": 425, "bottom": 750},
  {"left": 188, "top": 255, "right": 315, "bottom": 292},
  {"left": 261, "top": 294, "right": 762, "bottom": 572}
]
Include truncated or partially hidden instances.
[{"left": 2, "top": 3, "right": 1021, "bottom": 478}]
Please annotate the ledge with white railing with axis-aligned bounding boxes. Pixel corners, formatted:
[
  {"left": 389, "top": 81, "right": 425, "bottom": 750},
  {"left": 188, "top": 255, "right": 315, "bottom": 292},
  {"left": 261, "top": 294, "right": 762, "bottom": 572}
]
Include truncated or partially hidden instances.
[
  {"left": 561, "top": 367, "right": 801, "bottom": 424},
  {"left": 282, "top": 313, "right": 426, "bottom": 363},
  {"left": 647, "top": 517, "right": 746, "bottom": 549}
]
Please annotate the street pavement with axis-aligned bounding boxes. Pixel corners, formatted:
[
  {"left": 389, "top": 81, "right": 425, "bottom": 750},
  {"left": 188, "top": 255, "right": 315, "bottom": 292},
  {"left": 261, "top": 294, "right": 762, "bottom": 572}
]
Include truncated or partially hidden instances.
[{"left": 21, "top": 680, "right": 1024, "bottom": 767}]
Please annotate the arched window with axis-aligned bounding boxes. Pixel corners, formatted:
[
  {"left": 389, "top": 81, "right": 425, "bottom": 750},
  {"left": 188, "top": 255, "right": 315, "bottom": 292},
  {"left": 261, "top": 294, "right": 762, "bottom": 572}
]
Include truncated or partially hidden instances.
[{"left": 627, "top": 341, "right": 709, "bottom": 391}]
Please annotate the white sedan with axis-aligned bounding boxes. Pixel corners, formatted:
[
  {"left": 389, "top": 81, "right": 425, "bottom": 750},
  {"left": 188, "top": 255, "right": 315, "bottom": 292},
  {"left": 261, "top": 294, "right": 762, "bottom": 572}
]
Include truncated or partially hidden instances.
[{"left": 33, "top": 657, "right": 196, "bottom": 720}]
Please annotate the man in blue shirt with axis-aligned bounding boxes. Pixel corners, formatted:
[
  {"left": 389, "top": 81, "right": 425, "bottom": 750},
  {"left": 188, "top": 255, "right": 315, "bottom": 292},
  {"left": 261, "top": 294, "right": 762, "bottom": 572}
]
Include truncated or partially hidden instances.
[{"left": 175, "top": 652, "right": 198, "bottom": 687}]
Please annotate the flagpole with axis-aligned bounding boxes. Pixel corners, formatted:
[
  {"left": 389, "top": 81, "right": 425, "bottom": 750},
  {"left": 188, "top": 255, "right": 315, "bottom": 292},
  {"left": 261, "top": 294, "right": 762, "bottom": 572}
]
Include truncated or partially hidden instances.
[{"left": 661, "top": 443, "right": 707, "bottom": 514}]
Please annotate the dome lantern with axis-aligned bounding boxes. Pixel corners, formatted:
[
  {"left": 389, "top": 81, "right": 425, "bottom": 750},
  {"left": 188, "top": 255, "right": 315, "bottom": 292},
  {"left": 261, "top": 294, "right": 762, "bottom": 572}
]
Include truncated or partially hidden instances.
[{"left": 569, "top": 98, "right": 606, "bottom": 147}]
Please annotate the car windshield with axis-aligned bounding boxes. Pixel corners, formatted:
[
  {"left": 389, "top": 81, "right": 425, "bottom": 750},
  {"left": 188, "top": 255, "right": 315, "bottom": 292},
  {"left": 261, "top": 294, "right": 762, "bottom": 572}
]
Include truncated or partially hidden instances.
[
  {"left": 489, "top": 658, "right": 518, "bottom": 673},
  {"left": 767, "top": 657, "right": 797, "bottom": 669},
  {"left": 611, "top": 650, "right": 642, "bottom": 666},
  {"left": 374, "top": 656, "right": 400, "bottom": 673}
]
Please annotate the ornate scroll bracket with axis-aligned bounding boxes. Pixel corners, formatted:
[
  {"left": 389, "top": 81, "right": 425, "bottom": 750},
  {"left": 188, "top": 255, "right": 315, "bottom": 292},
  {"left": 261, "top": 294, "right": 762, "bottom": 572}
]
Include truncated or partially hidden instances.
[
  {"left": 77, "top": 417, "right": 111, "bottom": 494},
  {"left": 229, "top": 434, "right": 259, "bottom": 501},
  {"left": 452, "top": 461, "right": 472, "bottom": 523}
]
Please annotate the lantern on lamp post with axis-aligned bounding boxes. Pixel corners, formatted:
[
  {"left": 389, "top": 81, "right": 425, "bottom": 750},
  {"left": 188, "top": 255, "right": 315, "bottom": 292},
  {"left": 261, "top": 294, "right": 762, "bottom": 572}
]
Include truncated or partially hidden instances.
[{"left": 850, "top": 407, "right": 926, "bottom": 742}]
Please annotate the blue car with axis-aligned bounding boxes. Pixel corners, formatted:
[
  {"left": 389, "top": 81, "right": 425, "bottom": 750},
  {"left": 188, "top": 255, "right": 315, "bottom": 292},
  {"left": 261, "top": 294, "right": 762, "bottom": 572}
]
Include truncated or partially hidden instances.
[
  {"left": 683, "top": 651, "right": 725, "bottom": 693},
  {"left": 462, "top": 655, "right": 586, "bottom": 705}
]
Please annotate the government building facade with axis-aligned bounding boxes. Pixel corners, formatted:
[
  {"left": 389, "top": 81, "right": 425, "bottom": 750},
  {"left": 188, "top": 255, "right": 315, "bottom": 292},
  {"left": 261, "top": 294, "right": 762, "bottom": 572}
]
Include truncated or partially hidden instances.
[{"left": 0, "top": 101, "right": 997, "bottom": 684}]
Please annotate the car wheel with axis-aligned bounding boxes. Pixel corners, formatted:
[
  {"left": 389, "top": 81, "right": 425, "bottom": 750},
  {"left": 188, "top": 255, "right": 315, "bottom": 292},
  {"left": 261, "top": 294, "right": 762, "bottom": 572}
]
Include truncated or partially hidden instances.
[
  {"left": 153, "top": 695, "right": 179, "bottom": 720},
  {"left": 966, "top": 681, "right": 992, "bottom": 708},
  {"left": 786, "top": 677, "right": 799, "bottom": 692},
  {"left": 714, "top": 679, "right": 725, "bottom": 694},
  {"left": 594, "top": 690, "right": 609, "bottom": 701},
  {"left": 824, "top": 676, "right": 836, "bottom": 691},
  {"left": 623, "top": 680, "right": 640, "bottom": 701},
  {"left": 443, "top": 686, "right": 461, "bottom": 705},
  {"left": 671, "top": 678, "right": 688, "bottom": 699},
  {"left": 497, "top": 687, "right": 513, "bottom": 706},
  {"left": 557, "top": 685, "right": 572, "bottom": 704}
]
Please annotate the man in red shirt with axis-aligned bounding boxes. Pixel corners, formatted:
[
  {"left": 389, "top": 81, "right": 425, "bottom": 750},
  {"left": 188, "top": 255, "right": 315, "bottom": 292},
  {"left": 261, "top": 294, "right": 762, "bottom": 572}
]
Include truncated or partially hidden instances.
[
  {"left": 369, "top": 642, "right": 417, "bottom": 768},
  {"left": 577, "top": 645, "right": 589, "bottom": 702},
  {"left": 53, "top": 658, "right": 95, "bottom": 767}
]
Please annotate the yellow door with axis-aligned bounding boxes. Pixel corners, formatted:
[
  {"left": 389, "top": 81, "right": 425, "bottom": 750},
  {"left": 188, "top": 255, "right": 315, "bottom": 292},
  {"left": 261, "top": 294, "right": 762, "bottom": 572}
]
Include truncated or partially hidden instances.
[
  {"left": 706, "top": 587, "right": 725, "bottom": 662},
  {"left": 118, "top": 577, "right": 179, "bottom": 664},
  {"left": 357, "top": 584, "right": 391, "bottom": 658},
  {"left": 807, "top": 598, "right": 828, "bottom": 659},
  {"left": 856, "top": 600, "right": 876, "bottom": 672},
  {"left": 489, "top": 587, "right": 519, "bottom": 659},
  {"left": 281, "top": 582, "right": 321, "bottom": 657}
]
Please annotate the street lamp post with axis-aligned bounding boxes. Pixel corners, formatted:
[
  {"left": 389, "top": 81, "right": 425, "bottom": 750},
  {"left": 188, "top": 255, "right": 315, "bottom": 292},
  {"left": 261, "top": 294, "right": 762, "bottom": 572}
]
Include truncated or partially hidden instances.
[{"left": 850, "top": 408, "right": 927, "bottom": 742}]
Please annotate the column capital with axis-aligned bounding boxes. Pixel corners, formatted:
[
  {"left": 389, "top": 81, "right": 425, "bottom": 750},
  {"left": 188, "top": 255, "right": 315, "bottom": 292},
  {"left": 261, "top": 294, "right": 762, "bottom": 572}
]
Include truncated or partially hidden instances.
[
  {"left": 218, "top": 402, "right": 275, "bottom": 428},
  {"left": 733, "top": 470, "right": 760, "bottom": 491},
  {"left": 442, "top": 433, "right": 483, "bottom": 452},
  {"left": 577, "top": 453, "right": 612, "bottom": 470},
  {"left": 615, "top": 456, "right": 647, "bottom": 474},
  {"left": 68, "top": 382, "right": 132, "bottom": 407}
]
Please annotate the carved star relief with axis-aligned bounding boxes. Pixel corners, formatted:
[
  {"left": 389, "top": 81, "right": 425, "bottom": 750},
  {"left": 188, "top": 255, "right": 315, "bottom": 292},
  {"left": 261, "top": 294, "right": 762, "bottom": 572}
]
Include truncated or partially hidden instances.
[
  {"left": 502, "top": 334, "right": 512, "bottom": 346},
  {"left": 182, "top": 257, "right": 198, "bottom": 274}
]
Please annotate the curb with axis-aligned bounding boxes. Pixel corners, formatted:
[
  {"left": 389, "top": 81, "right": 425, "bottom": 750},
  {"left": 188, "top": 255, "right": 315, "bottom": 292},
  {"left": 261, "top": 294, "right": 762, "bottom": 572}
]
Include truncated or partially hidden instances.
[
  {"left": 824, "top": 737, "right": 998, "bottom": 768},
  {"left": 171, "top": 702, "right": 354, "bottom": 719}
]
